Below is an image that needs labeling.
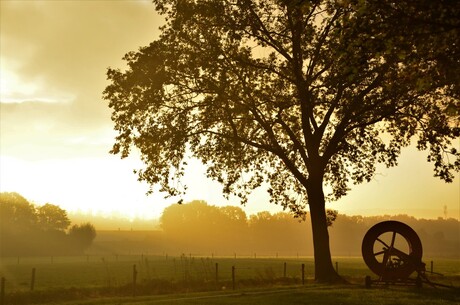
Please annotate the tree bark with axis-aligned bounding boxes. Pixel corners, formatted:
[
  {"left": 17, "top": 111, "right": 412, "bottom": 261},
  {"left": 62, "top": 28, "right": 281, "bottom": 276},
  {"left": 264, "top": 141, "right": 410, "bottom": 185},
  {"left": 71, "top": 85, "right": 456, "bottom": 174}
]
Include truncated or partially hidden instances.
[{"left": 307, "top": 174, "right": 342, "bottom": 282}]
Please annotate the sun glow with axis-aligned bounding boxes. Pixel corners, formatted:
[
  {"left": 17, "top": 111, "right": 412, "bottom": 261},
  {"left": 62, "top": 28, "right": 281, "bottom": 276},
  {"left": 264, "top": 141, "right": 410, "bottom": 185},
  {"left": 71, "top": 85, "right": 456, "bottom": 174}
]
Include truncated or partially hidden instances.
[{"left": 0, "top": 156, "right": 171, "bottom": 219}]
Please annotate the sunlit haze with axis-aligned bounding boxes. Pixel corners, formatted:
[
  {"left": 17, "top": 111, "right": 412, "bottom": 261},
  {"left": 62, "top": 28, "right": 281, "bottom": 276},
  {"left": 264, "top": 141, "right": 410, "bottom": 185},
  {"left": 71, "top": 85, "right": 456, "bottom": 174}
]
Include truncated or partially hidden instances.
[{"left": 1, "top": 1, "right": 458, "bottom": 221}]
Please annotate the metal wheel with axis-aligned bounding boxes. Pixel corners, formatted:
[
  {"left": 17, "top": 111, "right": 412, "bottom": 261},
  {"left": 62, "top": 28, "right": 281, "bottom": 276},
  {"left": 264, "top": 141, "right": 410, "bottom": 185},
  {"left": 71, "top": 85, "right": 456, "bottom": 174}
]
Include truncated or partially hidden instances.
[{"left": 362, "top": 221, "right": 423, "bottom": 280}]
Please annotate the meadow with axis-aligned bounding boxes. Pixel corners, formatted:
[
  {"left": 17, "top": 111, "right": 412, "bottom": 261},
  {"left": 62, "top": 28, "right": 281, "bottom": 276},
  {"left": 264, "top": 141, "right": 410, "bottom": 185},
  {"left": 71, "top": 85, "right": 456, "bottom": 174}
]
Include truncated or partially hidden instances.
[{"left": 1, "top": 255, "right": 459, "bottom": 304}]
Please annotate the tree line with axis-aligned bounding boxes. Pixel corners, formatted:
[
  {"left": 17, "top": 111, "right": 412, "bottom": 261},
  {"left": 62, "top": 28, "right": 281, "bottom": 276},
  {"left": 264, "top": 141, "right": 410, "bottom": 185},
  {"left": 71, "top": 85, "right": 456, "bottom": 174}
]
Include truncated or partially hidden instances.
[
  {"left": 0, "top": 192, "right": 96, "bottom": 256},
  {"left": 143, "top": 200, "right": 458, "bottom": 257}
]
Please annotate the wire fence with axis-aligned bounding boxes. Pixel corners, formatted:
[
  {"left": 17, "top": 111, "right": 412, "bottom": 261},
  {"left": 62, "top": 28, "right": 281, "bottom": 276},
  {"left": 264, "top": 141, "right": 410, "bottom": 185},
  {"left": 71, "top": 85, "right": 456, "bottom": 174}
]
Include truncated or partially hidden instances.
[{"left": 1, "top": 254, "right": 453, "bottom": 305}]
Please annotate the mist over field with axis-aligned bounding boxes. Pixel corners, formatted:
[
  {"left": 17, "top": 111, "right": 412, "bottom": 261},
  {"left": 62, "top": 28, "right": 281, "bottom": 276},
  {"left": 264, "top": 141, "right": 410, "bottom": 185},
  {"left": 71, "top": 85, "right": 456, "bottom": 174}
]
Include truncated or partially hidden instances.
[
  {"left": 1, "top": 194, "right": 459, "bottom": 305},
  {"left": 81, "top": 200, "right": 459, "bottom": 258},
  {"left": 24, "top": 198, "right": 455, "bottom": 259},
  {"left": 2, "top": 194, "right": 458, "bottom": 258}
]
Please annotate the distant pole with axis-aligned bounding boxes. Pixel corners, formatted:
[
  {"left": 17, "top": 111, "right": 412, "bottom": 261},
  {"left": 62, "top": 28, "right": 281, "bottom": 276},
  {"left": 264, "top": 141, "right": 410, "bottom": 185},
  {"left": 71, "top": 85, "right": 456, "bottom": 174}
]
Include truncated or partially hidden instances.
[
  {"left": 132, "top": 264, "right": 138, "bottom": 297},
  {"left": 1, "top": 277, "right": 5, "bottom": 305},
  {"left": 232, "top": 266, "right": 236, "bottom": 290},
  {"left": 430, "top": 261, "right": 434, "bottom": 274},
  {"left": 174, "top": 258, "right": 177, "bottom": 278},
  {"left": 335, "top": 262, "right": 339, "bottom": 274},
  {"left": 215, "top": 263, "right": 219, "bottom": 283},
  {"left": 30, "top": 268, "right": 36, "bottom": 291},
  {"left": 301, "top": 264, "right": 305, "bottom": 285},
  {"left": 284, "top": 262, "right": 287, "bottom": 278}
]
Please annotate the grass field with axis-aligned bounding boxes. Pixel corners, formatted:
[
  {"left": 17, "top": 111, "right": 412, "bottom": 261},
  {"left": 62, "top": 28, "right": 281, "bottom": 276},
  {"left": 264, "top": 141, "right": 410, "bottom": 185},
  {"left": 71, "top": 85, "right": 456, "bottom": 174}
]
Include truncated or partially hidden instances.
[
  {"left": 62, "top": 285, "right": 460, "bottom": 305},
  {"left": 1, "top": 255, "right": 459, "bottom": 304}
]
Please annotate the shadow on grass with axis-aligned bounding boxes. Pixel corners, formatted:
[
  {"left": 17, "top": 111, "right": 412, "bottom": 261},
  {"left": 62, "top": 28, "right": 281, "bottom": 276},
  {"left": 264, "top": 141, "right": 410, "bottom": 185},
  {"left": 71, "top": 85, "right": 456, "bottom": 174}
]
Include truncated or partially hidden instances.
[{"left": 3, "top": 276, "right": 304, "bottom": 305}]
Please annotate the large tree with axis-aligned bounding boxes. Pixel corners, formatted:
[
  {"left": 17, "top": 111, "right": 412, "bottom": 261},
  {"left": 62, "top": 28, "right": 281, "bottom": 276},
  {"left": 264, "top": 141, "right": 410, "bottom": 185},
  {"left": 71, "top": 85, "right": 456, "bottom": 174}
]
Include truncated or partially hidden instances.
[{"left": 104, "top": 0, "right": 459, "bottom": 281}]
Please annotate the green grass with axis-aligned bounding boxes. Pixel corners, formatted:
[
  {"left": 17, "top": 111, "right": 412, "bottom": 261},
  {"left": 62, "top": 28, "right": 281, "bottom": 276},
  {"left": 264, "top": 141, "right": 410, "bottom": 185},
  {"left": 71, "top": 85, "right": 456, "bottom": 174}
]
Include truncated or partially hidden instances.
[
  {"left": 1, "top": 255, "right": 459, "bottom": 304},
  {"left": 53, "top": 285, "right": 460, "bottom": 305}
]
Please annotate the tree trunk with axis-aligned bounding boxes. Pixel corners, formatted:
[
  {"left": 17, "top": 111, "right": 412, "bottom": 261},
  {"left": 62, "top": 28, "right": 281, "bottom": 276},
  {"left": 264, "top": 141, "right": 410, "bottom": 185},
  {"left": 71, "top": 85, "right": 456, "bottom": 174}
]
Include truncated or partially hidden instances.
[{"left": 307, "top": 175, "right": 342, "bottom": 282}]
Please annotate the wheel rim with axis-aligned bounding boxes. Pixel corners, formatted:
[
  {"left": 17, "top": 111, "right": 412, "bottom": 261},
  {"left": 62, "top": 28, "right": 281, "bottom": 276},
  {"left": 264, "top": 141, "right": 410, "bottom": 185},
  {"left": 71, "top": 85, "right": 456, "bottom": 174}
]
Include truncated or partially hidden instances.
[{"left": 362, "top": 221, "right": 423, "bottom": 280}]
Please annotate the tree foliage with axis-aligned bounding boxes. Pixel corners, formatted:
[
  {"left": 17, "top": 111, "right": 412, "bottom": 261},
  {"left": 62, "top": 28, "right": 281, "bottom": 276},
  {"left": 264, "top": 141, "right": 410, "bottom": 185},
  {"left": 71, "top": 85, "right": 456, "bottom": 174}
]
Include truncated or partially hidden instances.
[
  {"left": 155, "top": 201, "right": 459, "bottom": 257},
  {"left": 37, "top": 203, "right": 71, "bottom": 231},
  {"left": 68, "top": 223, "right": 97, "bottom": 254},
  {"left": 104, "top": 0, "right": 459, "bottom": 280},
  {"left": 0, "top": 192, "right": 96, "bottom": 256}
]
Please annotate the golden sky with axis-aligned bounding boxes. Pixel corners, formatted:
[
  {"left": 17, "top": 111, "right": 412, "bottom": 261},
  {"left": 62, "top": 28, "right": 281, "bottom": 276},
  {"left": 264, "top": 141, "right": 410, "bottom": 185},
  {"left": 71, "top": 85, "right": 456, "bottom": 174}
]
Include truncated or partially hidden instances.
[{"left": 0, "top": 0, "right": 459, "bottom": 220}]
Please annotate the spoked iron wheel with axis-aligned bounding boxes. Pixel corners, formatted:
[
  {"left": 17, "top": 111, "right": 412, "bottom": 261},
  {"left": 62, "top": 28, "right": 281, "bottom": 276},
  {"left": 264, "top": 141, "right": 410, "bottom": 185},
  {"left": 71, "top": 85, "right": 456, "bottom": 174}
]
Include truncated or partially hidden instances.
[{"left": 362, "top": 221, "right": 423, "bottom": 280}]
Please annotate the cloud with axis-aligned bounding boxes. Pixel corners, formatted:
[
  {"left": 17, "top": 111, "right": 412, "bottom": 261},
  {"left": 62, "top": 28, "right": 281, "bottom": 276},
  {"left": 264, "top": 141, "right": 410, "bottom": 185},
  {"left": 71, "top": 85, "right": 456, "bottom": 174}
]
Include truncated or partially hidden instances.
[
  {"left": 1, "top": 0, "right": 161, "bottom": 90},
  {"left": 0, "top": 101, "right": 116, "bottom": 160},
  {"left": 0, "top": 0, "right": 163, "bottom": 160}
]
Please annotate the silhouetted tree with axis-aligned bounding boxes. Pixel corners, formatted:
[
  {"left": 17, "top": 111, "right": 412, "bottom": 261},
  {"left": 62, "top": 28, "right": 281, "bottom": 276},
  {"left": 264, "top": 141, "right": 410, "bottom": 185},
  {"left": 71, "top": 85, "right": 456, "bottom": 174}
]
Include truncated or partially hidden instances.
[
  {"left": 68, "top": 223, "right": 97, "bottom": 253},
  {"left": 37, "top": 203, "right": 71, "bottom": 231},
  {"left": 0, "top": 192, "right": 37, "bottom": 229},
  {"left": 104, "top": 0, "right": 459, "bottom": 281},
  {"left": 160, "top": 201, "right": 249, "bottom": 252},
  {"left": 0, "top": 192, "right": 38, "bottom": 256},
  {"left": 0, "top": 192, "right": 96, "bottom": 256}
]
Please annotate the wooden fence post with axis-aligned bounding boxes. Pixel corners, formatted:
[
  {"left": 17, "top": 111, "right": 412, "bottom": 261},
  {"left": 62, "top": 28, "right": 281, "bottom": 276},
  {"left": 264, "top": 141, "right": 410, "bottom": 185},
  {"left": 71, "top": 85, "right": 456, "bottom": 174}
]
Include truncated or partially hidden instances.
[
  {"left": 30, "top": 268, "right": 36, "bottom": 291},
  {"left": 301, "top": 264, "right": 305, "bottom": 285},
  {"left": 284, "top": 262, "right": 287, "bottom": 278},
  {"left": 232, "top": 266, "right": 235, "bottom": 290},
  {"left": 132, "top": 264, "right": 138, "bottom": 297},
  {"left": 430, "top": 261, "right": 433, "bottom": 274},
  {"left": 1, "top": 277, "right": 5, "bottom": 305},
  {"left": 335, "top": 262, "right": 339, "bottom": 274},
  {"left": 215, "top": 263, "right": 219, "bottom": 283}
]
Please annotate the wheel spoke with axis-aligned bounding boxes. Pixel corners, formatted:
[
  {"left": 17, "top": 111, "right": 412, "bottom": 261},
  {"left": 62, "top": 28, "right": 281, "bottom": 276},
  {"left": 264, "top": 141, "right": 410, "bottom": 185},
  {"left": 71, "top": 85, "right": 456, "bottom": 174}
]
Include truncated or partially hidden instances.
[
  {"left": 382, "top": 251, "right": 390, "bottom": 267},
  {"left": 374, "top": 250, "right": 386, "bottom": 257},
  {"left": 376, "top": 238, "right": 390, "bottom": 248},
  {"left": 390, "top": 231, "right": 397, "bottom": 248}
]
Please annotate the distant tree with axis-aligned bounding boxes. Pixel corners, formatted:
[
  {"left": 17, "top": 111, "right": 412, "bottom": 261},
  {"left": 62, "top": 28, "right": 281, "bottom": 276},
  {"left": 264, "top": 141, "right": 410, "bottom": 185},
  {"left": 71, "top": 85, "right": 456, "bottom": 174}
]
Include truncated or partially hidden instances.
[
  {"left": 219, "top": 206, "right": 248, "bottom": 224},
  {"left": 104, "top": 0, "right": 459, "bottom": 281},
  {"left": 0, "top": 192, "right": 38, "bottom": 256},
  {"left": 0, "top": 192, "right": 37, "bottom": 229},
  {"left": 161, "top": 201, "right": 220, "bottom": 246},
  {"left": 68, "top": 223, "right": 97, "bottom": 253},
  {"left": 0, "top": 192, "right": 97, "bottom": 256},
  {"left": 36, "top": 203, "right": 71, "bottom": 231},
  {"left": 160, "top": 201, "right": 251, "bottom": 252}
]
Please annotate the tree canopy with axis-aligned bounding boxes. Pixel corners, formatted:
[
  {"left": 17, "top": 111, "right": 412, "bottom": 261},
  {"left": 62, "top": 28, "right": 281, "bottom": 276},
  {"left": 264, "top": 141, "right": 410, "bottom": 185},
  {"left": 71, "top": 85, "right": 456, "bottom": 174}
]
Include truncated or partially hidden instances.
[
  {"left": 0, "top": 192, "right": 96, "bottom": 256},
  {"left": 37, "top": 203, "right": 71, "bottom": 231},
  {"left": 104, "top": 0, "right": 459, "bottom": 281}
]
